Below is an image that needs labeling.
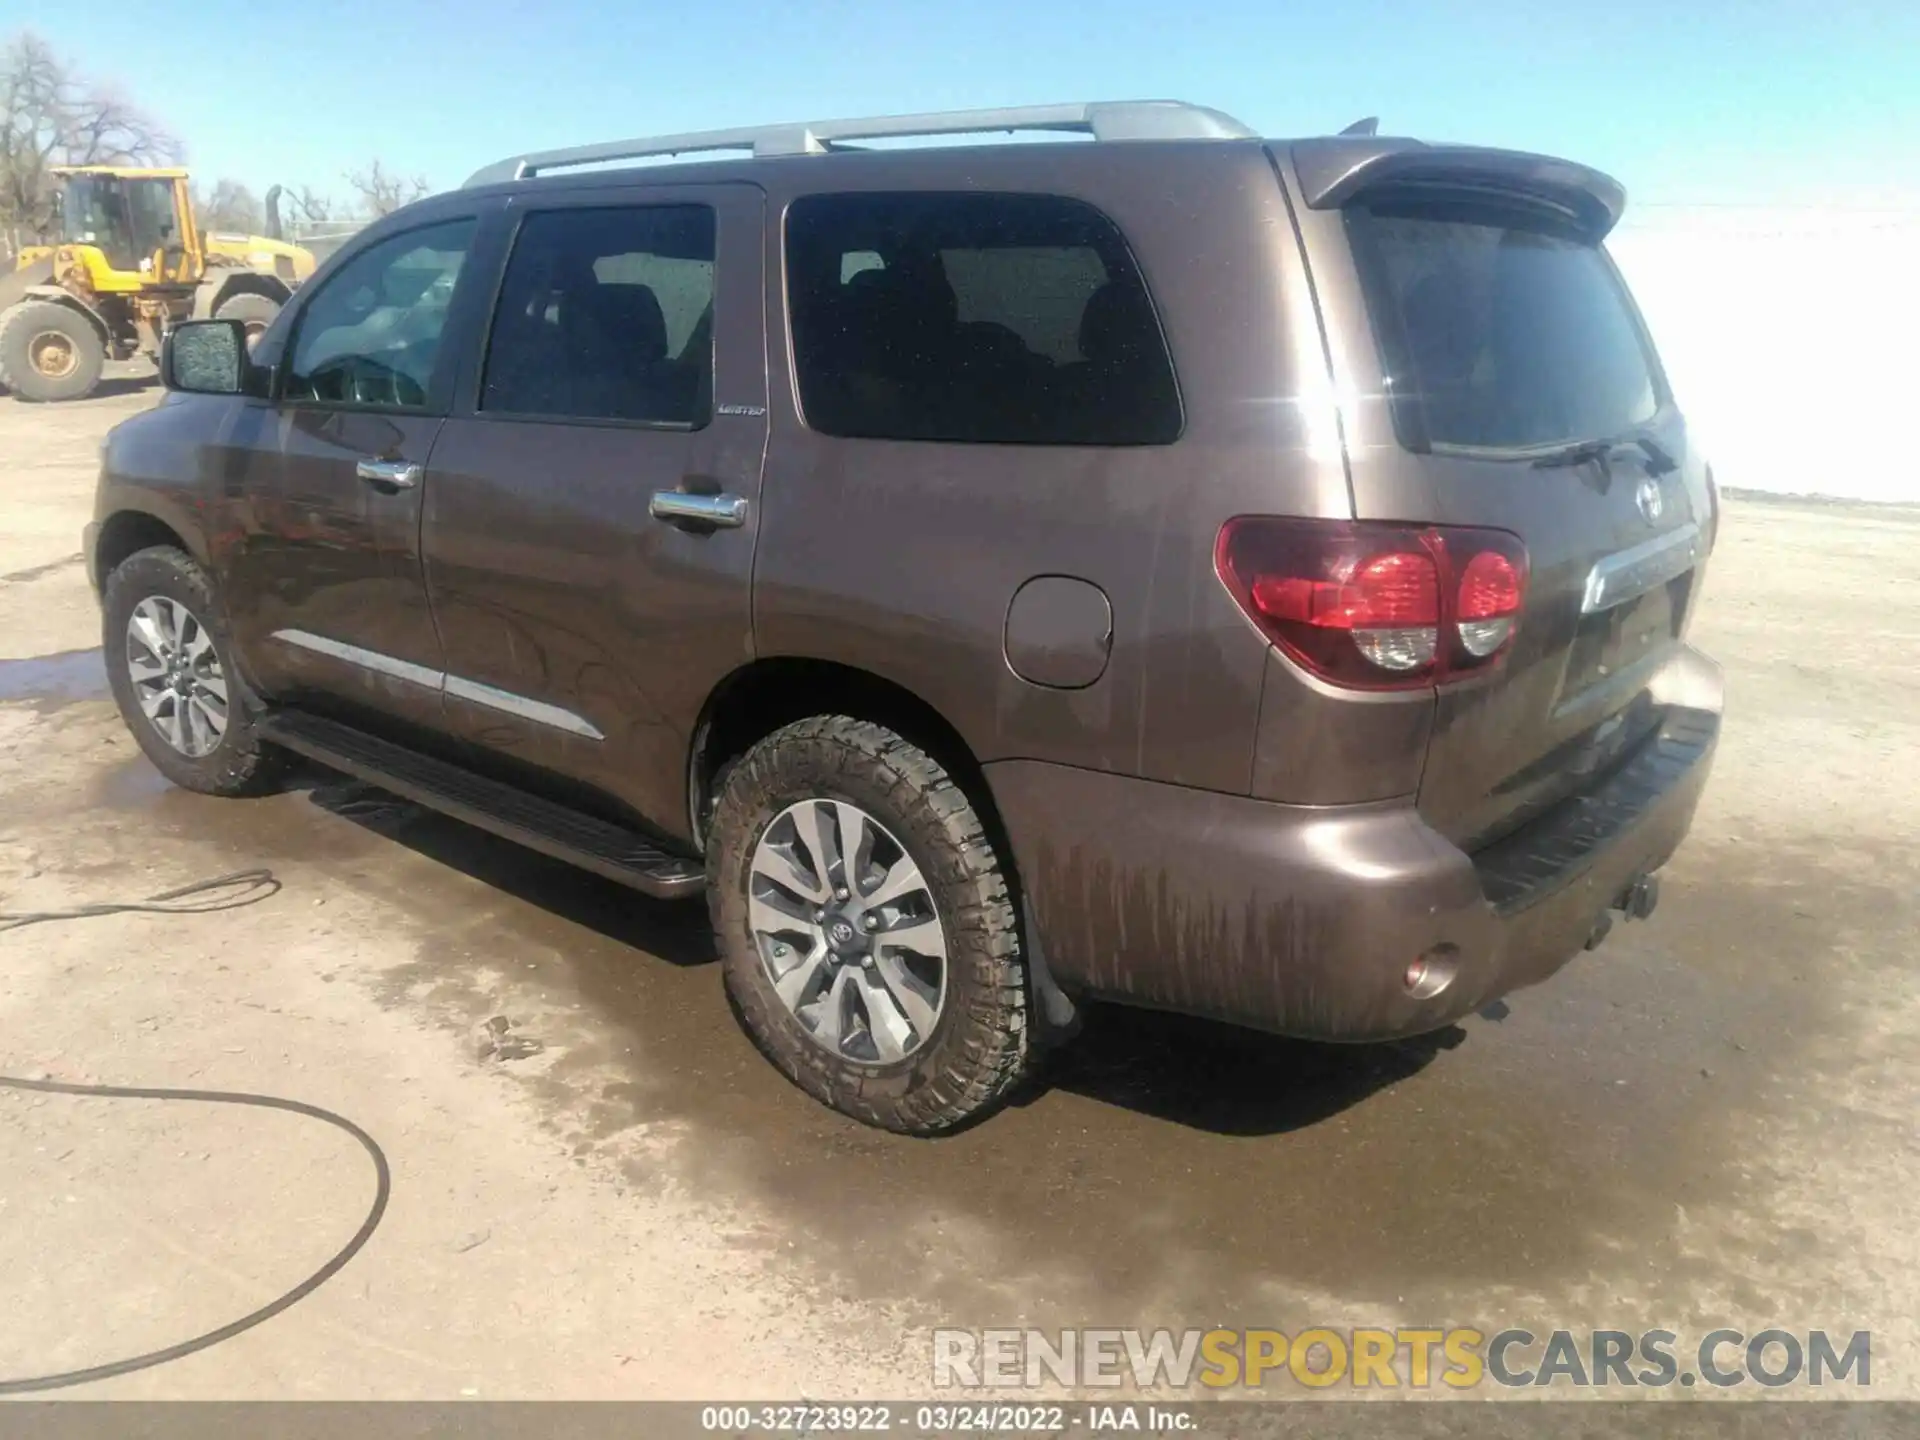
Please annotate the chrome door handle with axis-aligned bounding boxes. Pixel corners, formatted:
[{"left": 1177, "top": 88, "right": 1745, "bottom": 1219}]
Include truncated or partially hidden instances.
[
  {"left": 356, "top": 459, "right": 421, "bottom": 490},
  {"left": 649, "top": 490, "right": 748, "bottom": 529}
]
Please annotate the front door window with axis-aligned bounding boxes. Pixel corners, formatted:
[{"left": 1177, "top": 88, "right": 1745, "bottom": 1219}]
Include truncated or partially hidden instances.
[{"left": 283, "top": 219, "right": 477, "bottom": 409}]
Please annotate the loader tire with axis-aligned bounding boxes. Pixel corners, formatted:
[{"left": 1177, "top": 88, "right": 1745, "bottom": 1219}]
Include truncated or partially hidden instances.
[
  {"left": 0, "top": 300, "right": 104, "bottom": 403},
  {"left": 214, "top": 292, "right": 282, "bottom": 348}
]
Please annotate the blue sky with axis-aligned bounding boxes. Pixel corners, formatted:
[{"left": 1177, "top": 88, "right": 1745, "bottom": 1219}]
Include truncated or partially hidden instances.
[{"left": 12, "top": 0, "right": 1919, "bottom": 213}]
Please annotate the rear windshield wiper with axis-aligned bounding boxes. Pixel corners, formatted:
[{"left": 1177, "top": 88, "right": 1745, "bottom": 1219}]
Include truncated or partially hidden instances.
[{"left": 1532, "top": 433, "right": 1677, "bottom": 474}]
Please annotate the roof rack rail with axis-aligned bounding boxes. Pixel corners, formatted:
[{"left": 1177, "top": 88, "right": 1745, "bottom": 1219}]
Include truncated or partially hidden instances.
[{"left": 463, "top": 100, "right": 1257, "bottom": 188}]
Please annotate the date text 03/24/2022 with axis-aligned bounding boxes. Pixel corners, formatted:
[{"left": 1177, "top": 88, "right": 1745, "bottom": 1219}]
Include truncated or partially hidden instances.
[{"left": 699, "top": 1403, "right": 1194, "bottom": 1432}]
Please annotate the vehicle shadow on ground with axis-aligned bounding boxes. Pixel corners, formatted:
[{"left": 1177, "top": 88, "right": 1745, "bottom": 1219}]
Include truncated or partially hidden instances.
[
  {"left": 301, "top": 769, "right": 1450, "bottom": 1139},
  {"left": 300, "top": 773, "right": 721, "bottom": 969},
  {"left": 1038, "top": 1006, "right": 1462, "bottom": 1137},
  {"left": 88, "top": 377, "right": 157, "bottom": 401},
  {"left": 0, "top": 376, "right": 154, "bottom": 406}
]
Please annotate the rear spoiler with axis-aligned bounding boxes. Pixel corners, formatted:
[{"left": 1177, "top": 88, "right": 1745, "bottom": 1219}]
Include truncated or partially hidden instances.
[{"left": 1288, "top": 136, "right": 1627, "bottom": 238}]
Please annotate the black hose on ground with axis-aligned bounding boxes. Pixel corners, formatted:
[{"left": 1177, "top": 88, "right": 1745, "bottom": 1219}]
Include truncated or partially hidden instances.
[
  {"left": 0, "top": 868, "right": 391, "bottom": 1394},
  {"left": 0, "top": 867, "right": 280, "bottom": 933},
  {"left": 0, "top": 1076, "right": 391, "bottom": 1394}
]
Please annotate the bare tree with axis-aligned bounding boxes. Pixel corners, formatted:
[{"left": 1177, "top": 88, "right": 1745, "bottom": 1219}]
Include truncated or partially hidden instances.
[
  {"left": 345, "top": 158, "right": 429, "bottom": 218},
  {"left": 0, "top": 33, "right": 64, "bottom": 254},
  {"left": 290, "top": 185, "right": 332, "bottom": 223},
  {"left": 0, "top": 31, "right": 176, "bottom": 254},
  {"left": 197, "top": 176, "right": 261, "bottom": 234}
]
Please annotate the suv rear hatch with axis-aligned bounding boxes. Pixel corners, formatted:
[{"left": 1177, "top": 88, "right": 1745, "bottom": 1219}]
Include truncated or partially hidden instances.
[{"left": 1282, "top": 140, "right": 1715, "bottom": 851}]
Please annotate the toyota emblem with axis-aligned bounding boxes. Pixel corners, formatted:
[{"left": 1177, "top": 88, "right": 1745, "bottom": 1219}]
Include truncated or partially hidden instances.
[
  {"left": 829, "top": 919, "right": 855, "bottom": 945},
  {"left": 1634, "top": 478, "right": 1664, "bottom": 525}
]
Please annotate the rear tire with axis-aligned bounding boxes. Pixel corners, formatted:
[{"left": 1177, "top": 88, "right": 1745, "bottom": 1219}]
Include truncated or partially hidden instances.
[
  {"left": 708, "top": 716, "right": 1031, "bottom": 1134},
  {"left": 0, "top": 300, "right": 105, "bottom": 402},
  {"left": 213, "top": 292, "right": 282, "bottom": 349},
  {"left": 103, "top": 546, "right": 285, "bottom": 797}
]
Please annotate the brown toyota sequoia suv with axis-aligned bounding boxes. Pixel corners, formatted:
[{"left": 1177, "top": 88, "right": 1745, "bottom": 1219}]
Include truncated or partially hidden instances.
[{"left": 88, "top": 102, "right": 1723, "bottom": 1133}]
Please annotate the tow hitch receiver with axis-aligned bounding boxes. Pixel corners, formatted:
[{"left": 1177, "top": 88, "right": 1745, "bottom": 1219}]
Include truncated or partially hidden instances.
[
  {"left": 1616, "top": 873, "right": 1661, "bottom": 921},
  {"left": 1585, "top": 873, "right": 1662, "bottom": 952}
]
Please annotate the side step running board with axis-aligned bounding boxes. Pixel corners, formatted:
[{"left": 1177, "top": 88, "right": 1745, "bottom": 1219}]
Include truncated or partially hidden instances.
[{"left": 258, "top": 709, "right": 706, "bottom": 900}]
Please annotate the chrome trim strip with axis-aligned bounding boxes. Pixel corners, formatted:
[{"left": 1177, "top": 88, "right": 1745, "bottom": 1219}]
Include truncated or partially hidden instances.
[
  {"left": 270, "top": 629, "right": 605, "bottom": 740},
  {"left": 444, "top": 676, "right": 607, "bottom": 741},
  {"left": 1580, "top": 523, "right": 1703, "bottom": 615},
  {"left": 272, "top": 628, "right": 443, "bottom": 689}
]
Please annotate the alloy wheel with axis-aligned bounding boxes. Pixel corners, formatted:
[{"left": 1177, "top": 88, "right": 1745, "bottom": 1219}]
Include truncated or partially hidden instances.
[
  {"left": 748, "top": 798, "right": 948, "bottom": 1063},
  {"left": 125, "top": 595, "right": 229, "bottom": 758}
]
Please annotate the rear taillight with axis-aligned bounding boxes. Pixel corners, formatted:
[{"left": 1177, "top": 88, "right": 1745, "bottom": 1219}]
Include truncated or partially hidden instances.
[
  {"left": 1455, "top": 549, "right": 1524, "bottom": 658},
  {"left": 1248, "top": 548, "right": 1440, "bottom": 677},
  {"left": 1215, "top": 518, "right": 1529, "bottom": 690}
]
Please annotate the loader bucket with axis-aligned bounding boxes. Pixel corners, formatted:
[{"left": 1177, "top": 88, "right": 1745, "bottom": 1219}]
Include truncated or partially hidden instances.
[{"left": 0, "top": 256, "right": 57, "bottom": 314}]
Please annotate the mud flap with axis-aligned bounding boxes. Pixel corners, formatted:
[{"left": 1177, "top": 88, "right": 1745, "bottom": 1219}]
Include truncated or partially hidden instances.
[{"left": 1022, "top": 896, "right": 1082, "bottom": 1046}]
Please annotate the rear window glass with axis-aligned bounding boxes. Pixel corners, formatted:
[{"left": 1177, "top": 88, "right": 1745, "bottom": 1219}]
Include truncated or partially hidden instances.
[
  {"left": 785, "top": 192, "right": 1182, "bottom": 446},
  {"left": 1347, "top": 195, "right": 1663, "bottom": 452}
]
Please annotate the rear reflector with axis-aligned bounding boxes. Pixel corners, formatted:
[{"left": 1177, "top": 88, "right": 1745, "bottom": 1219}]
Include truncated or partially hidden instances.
[{"left": 1216, "top": 518, "right": 1528, "bottom": 689}]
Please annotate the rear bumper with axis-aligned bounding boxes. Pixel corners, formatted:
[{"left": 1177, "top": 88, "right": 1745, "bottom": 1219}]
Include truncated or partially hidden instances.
[{"left": 986, "top": 645, "right": 1722, "bottom": 1041}]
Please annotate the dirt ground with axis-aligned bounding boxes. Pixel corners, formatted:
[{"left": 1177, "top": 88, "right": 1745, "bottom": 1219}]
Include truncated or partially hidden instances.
[{"left": 1, "top": 382, "right": 1916, "bottom": 1403}]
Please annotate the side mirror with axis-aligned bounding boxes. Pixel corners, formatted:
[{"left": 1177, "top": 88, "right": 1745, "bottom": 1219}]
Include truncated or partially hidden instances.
[{"left": 161, "top": 319, "right": 262, "bottom": 396}]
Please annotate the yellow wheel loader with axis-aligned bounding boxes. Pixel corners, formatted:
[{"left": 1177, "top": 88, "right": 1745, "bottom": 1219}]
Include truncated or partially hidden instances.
[{"left": 0, "top": 167, "right": 319, "bottom": 402}]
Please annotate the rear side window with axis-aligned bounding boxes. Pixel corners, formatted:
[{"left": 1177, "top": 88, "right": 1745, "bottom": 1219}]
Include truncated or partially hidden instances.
[
  {"left": 1347, "top": 194, "right": 1664, "bottom": 452},
  {"left": 482, "top": 205, "right": 715, "bottom": 426},
  {"left": 786, "top": 192, "right": 1181, "bottom": 445}
]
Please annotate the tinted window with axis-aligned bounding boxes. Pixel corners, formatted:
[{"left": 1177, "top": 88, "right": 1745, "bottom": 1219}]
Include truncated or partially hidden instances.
[
  {"left": 786, "top": 192, "right": 1181, "bottom": 445},
  {"left": 482, "top": 205, "right": 715, "bottom": 425},
  {"left": 1348, "top": 195, "right": 1662, "bottom": 452},
  {"left": 285, "top": 219, "right": 475, "bottom": 408}
]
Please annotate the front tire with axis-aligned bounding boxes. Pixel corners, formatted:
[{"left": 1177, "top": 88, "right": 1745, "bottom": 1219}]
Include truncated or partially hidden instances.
[
  {"left": 708, "top": 716, "right": 1031, "bottom": 1135},
  {"left": 103, "top": 546, "right": 284, "bottom": 797},
  {"left": 0, "top": 300, "right": 105, "bottom": 402}
]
